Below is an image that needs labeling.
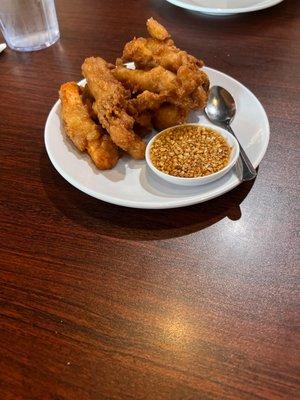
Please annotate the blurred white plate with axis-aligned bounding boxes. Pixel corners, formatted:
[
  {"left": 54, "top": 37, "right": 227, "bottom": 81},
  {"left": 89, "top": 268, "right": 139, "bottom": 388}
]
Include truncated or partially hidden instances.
[
  {"left": 165, "top": 0, "right": 284, "bottom": 15},
  {"left": 44, "top": 67, "right": 269, "bottom": 209},
  {"left": 0, "top": 43, "right": 7, "bottom": 53}
]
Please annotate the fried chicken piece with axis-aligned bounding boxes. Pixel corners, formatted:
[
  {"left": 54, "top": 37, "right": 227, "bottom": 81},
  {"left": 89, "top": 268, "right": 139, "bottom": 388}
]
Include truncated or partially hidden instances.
[
  {"left": 115, "top": 18, "right": 209, "bottom": 133},
  {"left": 114, "top": 64, "right": 208, "bottom": 106},
  {"left": 122, "top": 37, "right": 203, "bottom": 73},
  {"left": 81, "top": 84, "right": 98, "bottom": 122},
  {"left": 128, "top": 90, "right": 167, "bottom": 114},
  {"left": 152, "top": 104, "right": 188, "bottom": 131},
  {"left": 122, "top": 18, "right": 203, "bottom": 76},
  {"left": 176, "top": 65, "right": 208, "bottom": 95},
  {"left": 169, "top": 66, "right": 209, "bottom": 110},
  {"left": 113, "top": 65, "right": 178, "bottom": 95},
  {"left": 127, "top": 91, "right": 167, "bottom": 134},
  {"left": 114, "top": 64, "right": 209, "bottom": 122},
  {"left": 59, "top": 82, "right": 119, "bottom": 170},
  {"left": 164, "top": 87, "right": 207, "bottom": 115},
  {"left": 146, "top": 17, "right": 170, "bottom": 41},
  {"left": 133, "top": 111, "right": 153, "bottom": 135},
  {"left": 82, "top": 57, "right": 146, "bottom": 160},
  {"left": 190, "top": 85, "right": 209, "bottom": 110}
]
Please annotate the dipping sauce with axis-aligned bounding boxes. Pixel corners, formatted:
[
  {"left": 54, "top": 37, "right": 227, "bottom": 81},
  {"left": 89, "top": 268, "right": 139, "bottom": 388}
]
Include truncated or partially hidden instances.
[{"left": 150, "top": 125, "right": 232, "bottom": 178}]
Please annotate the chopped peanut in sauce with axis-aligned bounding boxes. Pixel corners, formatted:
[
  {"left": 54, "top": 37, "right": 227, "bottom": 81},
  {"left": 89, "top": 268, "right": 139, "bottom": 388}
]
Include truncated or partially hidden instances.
[{"left": 150, "top": 125, "right": 231, "bottom": 178}]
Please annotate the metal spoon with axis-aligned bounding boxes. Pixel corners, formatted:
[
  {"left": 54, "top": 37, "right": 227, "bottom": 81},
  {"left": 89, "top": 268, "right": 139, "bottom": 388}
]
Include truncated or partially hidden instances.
[{"left": 205, "top": 85, "right": 257, "bottom": 181}]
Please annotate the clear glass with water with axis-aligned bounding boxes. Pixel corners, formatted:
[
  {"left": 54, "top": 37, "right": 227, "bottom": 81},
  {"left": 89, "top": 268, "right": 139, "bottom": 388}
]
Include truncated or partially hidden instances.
[{"left": 0, "top": 0, "right": 60, "bottom": 52}]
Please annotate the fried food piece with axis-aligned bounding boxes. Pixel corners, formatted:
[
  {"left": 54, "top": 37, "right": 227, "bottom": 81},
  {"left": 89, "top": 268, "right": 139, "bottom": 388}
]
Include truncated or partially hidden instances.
[
  {"left": 88, "top": 135, "right": 120, "bottom": 169},
  {"left": 113, "top": 65, "right": 178, "bottom": 94},
  {"left": 153, "top": 104, "right": 188, "bottom": 131},
  {"left": 114, "top": 18, "right": 209, "bottom": 134},
  {"left": 82, "top": 57, "right": 146, "bottom": 160},
  {"left": 176, "top": 65, "right": 208, "bottom": 95},
  {"left": 163, "top": 89, "right": 207, "bottom": 117},
  {"left": 122, "top": 37, "right": 203, "bottom": 73},
  {"left": 169, "top": 66, "right": 209, "bottom": 110},
  {"left": 133, "top": 111, "right": 153, "bottom": 135},
  {"left": 126, "top": 91, "right": 163, "bottom": 133},
  {"left": 59, "top": 82, "right": 119, "bottom": 169},
  {"left": 116, "top": 18, "right": 209, "bottom": 128},
  {"left": 146, "top": 17, "right": 170, "bottom": 41},
  {"left": 81, "top": 83, "right": 94, "bottom": 101},
  {"left": 114, "top": 64, "right": 208, "bottom": 107},
  {"left": 81, "top": 84, "right": 98, "bottom": 122},
  {"left": 128, "top": 90, "right": 167, "bottom": 114},
  {"left": 190, "top": 85, "right": 209, "bottom": 110},
  {"left": 122, "top": 18, "right": 203, "bottom": 76},
  {"left": 127, "top": 91, "right": 167, "bottom": 134},
  {"left": 114, "top": 64, "right": 208, "bottom": 123}
]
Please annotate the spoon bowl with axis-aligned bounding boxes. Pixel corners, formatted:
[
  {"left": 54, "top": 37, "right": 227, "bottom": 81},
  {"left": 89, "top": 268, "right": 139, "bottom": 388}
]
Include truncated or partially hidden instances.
[
  {"left": 205, "top": 86, "right": 236, "bottom": 124},
  {"left": 205, "top": 85, "right": 257, "bottom": 181}
]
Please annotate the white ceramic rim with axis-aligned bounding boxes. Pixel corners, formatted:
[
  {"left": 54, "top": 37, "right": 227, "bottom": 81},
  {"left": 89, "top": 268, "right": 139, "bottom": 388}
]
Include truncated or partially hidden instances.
[
  {"left": 165, "top": 0, "right": 284, "bottom": 15},
  {"left": 44, "top": 66, "right": 270, "bottom": 209},
  {"left": 145, "top": 123, "right": 240, "bottom": 185}
]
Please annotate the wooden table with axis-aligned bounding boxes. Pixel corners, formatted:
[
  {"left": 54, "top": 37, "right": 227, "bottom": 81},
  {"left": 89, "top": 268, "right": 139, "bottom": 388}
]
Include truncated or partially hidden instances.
[{"left": 0, "top": 1, "right": 299, "bottom": 398}]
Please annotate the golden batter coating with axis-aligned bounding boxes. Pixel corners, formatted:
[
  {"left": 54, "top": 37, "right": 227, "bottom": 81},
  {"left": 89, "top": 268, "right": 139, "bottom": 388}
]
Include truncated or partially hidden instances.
[
  {"left": 59, "top": 82, "right": 119, "bottom": 170},
  {"left": 82, "top": 57, "right": 146, "bottom": 160}
]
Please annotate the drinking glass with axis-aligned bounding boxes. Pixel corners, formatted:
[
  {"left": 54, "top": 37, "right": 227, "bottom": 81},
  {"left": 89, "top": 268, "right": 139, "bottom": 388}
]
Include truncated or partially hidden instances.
[{"left": 0, "top": 0, "right": 60, "bottom": 52}]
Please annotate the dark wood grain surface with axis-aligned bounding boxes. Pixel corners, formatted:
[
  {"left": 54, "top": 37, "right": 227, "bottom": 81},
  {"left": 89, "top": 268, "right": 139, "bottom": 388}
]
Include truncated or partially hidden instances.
[{"left": 0, "top": 1, "right": 299, "bottom": 399}]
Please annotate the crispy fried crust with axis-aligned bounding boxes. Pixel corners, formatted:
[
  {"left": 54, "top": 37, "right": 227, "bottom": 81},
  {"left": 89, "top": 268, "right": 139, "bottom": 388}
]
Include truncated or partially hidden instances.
[
  {"left": 126, "top": 91, "right": 168, "bottom": 134},
  {"left": 59, "top": 82, "right": 119, "bottom": 170},
  {"left": 153, "top": 104, "right": 188, "bottom": 131},
  {"left": 122, "top": 37, "right": 203, "bottom": 73},
  {"left": 116, "top": 18, "right": 209, "bottom": 121},
  {"left": 146, "top": 17, "right": 170, "bottom": 41},
  {"left": 113, "top": 65, "right": 178, "bottom": 95},
  {"left": 82, "top": 57, "right": 146, "bottom": 160},
  {"left": 127, "top": 91, "right": 167, "bottom": 114},
  {"left": 81, "top": 84, "right": 98, "bottom": 122},
  {"left": 113, "top": 64, "right": 208, "bottom": 111}
]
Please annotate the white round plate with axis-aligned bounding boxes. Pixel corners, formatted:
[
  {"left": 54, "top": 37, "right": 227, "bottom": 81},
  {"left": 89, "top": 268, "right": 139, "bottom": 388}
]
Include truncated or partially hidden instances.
[
  {"left": 44, "top": 67, "right": 269, "bottom": 209},
  {"left": 165, "top": 0, "right": 283, "bottom": 15}
]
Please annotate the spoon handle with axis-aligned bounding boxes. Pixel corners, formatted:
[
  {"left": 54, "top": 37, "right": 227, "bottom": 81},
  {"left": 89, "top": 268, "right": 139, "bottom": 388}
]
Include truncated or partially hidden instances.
[{"left": 225, "top": 123, "right": 257, "bottom": 181}]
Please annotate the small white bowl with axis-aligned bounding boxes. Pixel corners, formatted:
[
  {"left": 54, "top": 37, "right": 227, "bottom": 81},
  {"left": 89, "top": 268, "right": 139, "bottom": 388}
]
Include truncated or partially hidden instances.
[{"left": 145, "top": 123, "right": 240, "bottom": 186}]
